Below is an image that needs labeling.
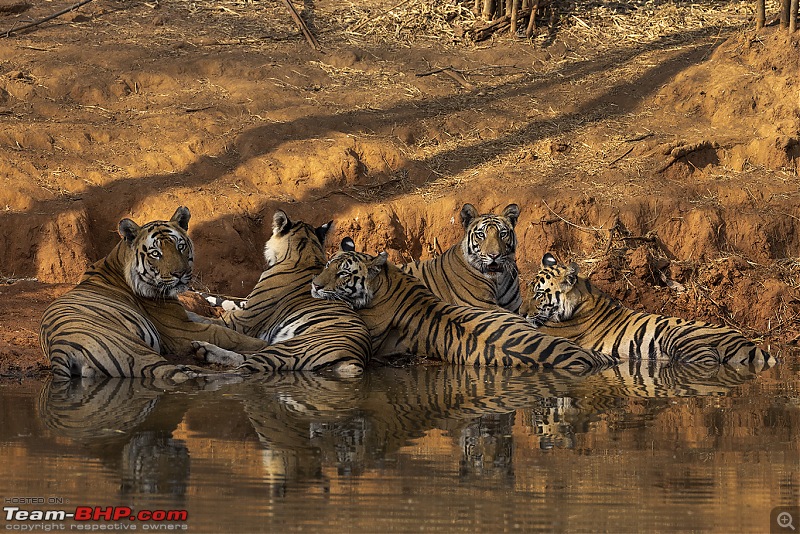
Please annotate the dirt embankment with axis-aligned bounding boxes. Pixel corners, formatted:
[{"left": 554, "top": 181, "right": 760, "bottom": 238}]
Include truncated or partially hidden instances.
[{"left": 0, "top": 0, "right": 798, "bottom": 377}]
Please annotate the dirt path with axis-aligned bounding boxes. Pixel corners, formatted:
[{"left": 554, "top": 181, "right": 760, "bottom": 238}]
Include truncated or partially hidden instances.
[{"left": 1, "top": 0, "right": 798, "bottom": 377}]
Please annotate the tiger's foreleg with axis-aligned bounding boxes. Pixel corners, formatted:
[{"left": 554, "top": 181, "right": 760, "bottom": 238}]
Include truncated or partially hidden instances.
[{"left": 142, "top": 299, "right": 270, "bottom": 355}]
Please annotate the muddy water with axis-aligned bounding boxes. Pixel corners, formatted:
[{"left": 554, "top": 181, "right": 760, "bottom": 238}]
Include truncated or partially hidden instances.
[{"left": 1, "top": 357, "right": 798, "bottom": 533}]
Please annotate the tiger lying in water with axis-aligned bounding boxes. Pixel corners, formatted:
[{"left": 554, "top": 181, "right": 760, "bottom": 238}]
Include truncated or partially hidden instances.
[
  {"left": 189, "top": 211, "right": 372, "bottom": 376},
  {"left": 520, "top": 253, "right": 773, "bottom": 368},
  {"left": 39, "top": 207, "right": 273, "bottom": 382},
  {"left": 309, "top": 247, "right": 619, "bottom": 372},
  {"left": 399, "top": 203, "right": 522, "bottom": 312}
]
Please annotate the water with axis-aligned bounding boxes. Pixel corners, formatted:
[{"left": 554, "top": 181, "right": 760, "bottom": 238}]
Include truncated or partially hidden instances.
[{"left": 1, "top": 356, "right": 798, "bottom": 533}]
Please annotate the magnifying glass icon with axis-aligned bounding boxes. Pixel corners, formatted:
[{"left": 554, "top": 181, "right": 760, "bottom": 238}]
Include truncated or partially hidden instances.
[{"left": 779, "top": 512, "right": 796, "bottom": 530}]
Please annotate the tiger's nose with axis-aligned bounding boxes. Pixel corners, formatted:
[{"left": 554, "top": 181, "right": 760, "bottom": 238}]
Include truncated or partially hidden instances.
[{"left": 311, "top": 282, "right": 321, "bottom": 291}]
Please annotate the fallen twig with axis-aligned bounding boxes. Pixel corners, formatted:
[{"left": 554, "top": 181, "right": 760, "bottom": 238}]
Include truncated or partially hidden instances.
[
  {"left": 416, "top": 66, "right": 453, "bottom": 77},
  {"left": 441, "top": 68, "right": 475, "bottom": 90},
  {"left": 280, "top": 0, "right": 320, "bottom": 51},
  {"left": 416, "top": 66, "right": 475, "bottom": 90},
  {"left": 1, "top": 0, "right": 95, "bottom": 37},
  {"left": 607, "top": 146, "right": 634, "bottom": 166},
  {"left": 624, "top": 132, "right": 654, "bottom": 143}
]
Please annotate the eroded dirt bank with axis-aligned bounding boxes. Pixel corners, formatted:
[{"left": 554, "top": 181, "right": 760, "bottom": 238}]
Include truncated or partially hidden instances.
[{"left": 0, "top": 0, "right": 798, "bottom": 377}]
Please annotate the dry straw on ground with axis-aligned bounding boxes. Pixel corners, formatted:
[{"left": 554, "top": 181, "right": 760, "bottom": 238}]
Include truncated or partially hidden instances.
[{"left": 329, "top": 0, "right": 783, "bottom": 47}]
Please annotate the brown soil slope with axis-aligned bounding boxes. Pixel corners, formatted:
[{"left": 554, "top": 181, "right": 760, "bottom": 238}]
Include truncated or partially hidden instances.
[{"left": 0, "top": 0, "right": 798, "bottom": 376}]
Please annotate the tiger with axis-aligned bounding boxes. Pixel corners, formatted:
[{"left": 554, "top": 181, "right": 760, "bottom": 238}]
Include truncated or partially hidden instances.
[
  {"left": 189, "top": 210, "right": 372, "bottom": 376},
  {"left": 520, "top": 253, "right": 774, "bottom": 369},
  {"left": 400, "top": 203, "right": 523, "bottom": 313},
  {"left": 309, "top": 248, "right": 619, "bottom": 372},
  {"left": 39, "top": 207, "right": 276, "bottom": 383}
]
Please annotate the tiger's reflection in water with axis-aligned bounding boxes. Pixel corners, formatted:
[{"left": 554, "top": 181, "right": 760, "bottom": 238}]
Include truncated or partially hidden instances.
[
  {"left": 37, "top": 358, "right": 772, "bottom": 496},
  {"left": 37, "top": 378, "right": 198, "bottom": 496}
]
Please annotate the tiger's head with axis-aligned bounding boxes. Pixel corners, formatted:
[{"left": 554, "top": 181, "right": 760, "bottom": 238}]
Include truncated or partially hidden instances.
[
  {"left": 119, "top": 206, "right": 194, "bottom": 299},
  {"left": 263, "top": 209, "right": 333, "bottom": 267},
  {"left": 310, "top": 244, "right": 388, "bottom": 310},
  {"left": 520, "top": 253, "right": 581, "bottom": 327},
  {"left": 460, "top": 203, "right": 520, "bottom": 278}
]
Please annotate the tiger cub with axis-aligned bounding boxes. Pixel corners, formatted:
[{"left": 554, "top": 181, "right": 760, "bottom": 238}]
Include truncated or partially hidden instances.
[
  {"left": 190, "top": 211, "right": 372, "bottom": 376},
  {"left": 39, "top": 207, "right": 274, "bottom": 382},
  {"left": 400, "top": 203, "right": 522, "bottom": 312},
  {"left": 309, "top": 248, "right": 619, "bottom": 373},
  {"left": 520, "top": 253, "right": 773, "bottom": 368}
]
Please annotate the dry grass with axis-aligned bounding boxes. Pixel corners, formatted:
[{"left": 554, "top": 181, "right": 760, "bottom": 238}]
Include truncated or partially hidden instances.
[
  {"left": 324, "top": 0, "right": 785, "bottom": 47},
  {"left": 152, "top": 1, "right": 786, "bottom": 50}
]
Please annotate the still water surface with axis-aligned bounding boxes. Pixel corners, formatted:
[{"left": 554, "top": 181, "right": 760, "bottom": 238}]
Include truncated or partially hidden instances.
[{"left": 1, "top": 356, "right": 798, "bottom": 533}]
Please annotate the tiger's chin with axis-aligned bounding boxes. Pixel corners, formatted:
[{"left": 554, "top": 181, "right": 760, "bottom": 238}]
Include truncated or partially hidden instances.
[
  {"left": 476, "top": 262, "right": 506, "bottom": 277},
  {"left": 311, "top": 288, "right": 368, "bottom": 311},
  {"left": 133, "top": 281, "right": 188, "bottom": 300},
  {"left": 524, "top": 315, "right": 546, "bottom": 328}
]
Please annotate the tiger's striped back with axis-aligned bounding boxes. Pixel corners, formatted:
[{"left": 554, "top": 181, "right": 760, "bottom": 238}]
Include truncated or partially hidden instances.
[
  {"left": 521, "top": 253, "right": 774, "bottom": 369},
  {"left": 400, "top": 203, "right": 522, "bottom": 313},
  {"left": 310, "top": 250, "right": 619, "bottom": 373}
]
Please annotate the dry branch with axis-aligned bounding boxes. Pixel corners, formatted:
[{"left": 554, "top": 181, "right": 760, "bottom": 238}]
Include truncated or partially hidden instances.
[
  {"left": 472, "top": 6, "right": 531, "bottom": 40},
  {"left": 441, "top": 68, "right": 475, "bottom": 90},
  {"left": 280, "top": 0, "right": 320, "bottom": 51},
  {"left": 525, "top": 0, "right": 540, "bottom": 37},
  {"left": 1, "top": 0, "right": 94, "bottom": 37}
]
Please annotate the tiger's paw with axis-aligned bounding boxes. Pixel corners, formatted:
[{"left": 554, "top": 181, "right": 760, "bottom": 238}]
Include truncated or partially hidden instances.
[
  {"left": 175, "top": 364, "right": 216, "bottom": 379},
  {"left": 191, "top": 341, "right": 246, "bottom": 367},
  {"left": 330, "top": 362, "right": 364, "bottom": 378}
]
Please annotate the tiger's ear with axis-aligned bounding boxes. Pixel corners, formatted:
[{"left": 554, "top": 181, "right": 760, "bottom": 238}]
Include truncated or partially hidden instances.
[
  {"left": 118, "top": 218, "right": 140, "bottom": 245},
  {"left": 541, "top": 253, "right": 558, "bottom": 268},
  {"left": 315, "top": 220, "right": 334, "bottom": 246},
  {"left": 339, "top": 237, "right": 356, "bottom": 253},
  {"left": 502, "top": 204, "right": 520, "bottom": 227},
  {"left": 367, "top": 251, "right": 388, "bottom": 278},
  {"left": 460, "top": 203, "right": 479, "bottom": 229},
  {"left": 171, "top": 206, "right": 191, "bottom": 231},
  {"left": 564, "top": 262, "right": 580, "bottom": 289},
  {"left": 272, "top": 210, "right": 291, "bottom": 235}
]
